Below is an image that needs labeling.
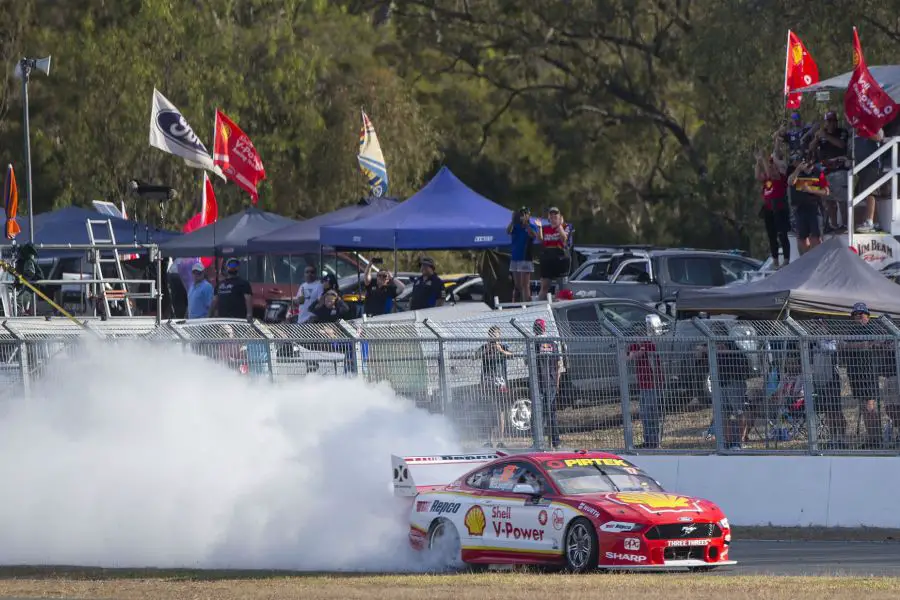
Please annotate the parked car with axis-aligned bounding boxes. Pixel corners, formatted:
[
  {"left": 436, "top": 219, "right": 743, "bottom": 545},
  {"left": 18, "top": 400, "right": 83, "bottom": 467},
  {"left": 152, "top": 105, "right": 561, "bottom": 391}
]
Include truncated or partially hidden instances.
[{"left": 561, "top": 249, "right": 763, "bottom": 310}]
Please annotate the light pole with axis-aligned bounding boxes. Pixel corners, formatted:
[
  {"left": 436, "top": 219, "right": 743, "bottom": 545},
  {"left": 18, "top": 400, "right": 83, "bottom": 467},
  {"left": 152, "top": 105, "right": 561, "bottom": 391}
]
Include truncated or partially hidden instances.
[{"left": 13, "top": 55, "right": 51, "bottom": 245}]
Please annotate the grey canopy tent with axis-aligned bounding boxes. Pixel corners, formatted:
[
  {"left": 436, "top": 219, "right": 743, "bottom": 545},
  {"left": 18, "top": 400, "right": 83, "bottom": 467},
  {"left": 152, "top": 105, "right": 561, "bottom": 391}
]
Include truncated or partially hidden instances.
[{"left": 676, "top": 238, "right": 900, "bottom": 317}]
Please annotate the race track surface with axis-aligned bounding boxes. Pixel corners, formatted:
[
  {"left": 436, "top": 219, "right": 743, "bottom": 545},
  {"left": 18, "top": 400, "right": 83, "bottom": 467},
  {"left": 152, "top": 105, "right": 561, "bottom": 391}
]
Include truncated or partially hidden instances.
[
  {"left": 0, "top": 540, "right": 898, "bottom": 599},
  {"left": 716, "top": 540, "right": 900, "bottom": 576}
]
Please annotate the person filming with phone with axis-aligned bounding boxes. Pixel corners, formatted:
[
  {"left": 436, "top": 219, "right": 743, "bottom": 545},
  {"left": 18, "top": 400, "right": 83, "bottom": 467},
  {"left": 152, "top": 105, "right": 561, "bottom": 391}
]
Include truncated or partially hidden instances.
[{"left": 363, "top": 258, "right": 405, "bottom": 317}]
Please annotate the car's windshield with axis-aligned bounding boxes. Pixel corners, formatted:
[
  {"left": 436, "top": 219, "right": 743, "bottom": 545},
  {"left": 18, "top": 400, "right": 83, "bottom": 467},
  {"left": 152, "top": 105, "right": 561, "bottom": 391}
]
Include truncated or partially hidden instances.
[{"left": 541, "top": 457, "right": 664, "bottom": 495}]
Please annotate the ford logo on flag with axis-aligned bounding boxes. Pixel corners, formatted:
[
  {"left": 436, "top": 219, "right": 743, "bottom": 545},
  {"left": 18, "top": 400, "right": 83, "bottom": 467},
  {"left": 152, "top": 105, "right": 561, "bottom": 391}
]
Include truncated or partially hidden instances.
[{"left": 156, "top": 110, "right": 209, "bottom": 154}]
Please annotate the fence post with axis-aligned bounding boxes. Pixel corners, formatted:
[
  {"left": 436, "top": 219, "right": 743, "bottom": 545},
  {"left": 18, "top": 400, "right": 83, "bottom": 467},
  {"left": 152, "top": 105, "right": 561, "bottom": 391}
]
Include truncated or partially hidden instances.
[
  {"left": 3, "top": 321, "right": 29, "bottom": 398},
  {"left": 337, "top": 320, "right": 365, "bottom": 377},
  {"left": 512, "top": 318, "right": 545, "bottom": 449},
  {"left": 605, "top": 320, "right": 635, "bottom": 452},
  {"left": 787, "top": 318, "right": 819, "bottom": 454},
  {"left": 694, "top": 318, "right": 726, "bottom": 454},
  {"left": 423, "top": 319, "right": 451, "bottom": 415},
  {"left": 879, "top": 316, "right": 900, "bottom": 450}
]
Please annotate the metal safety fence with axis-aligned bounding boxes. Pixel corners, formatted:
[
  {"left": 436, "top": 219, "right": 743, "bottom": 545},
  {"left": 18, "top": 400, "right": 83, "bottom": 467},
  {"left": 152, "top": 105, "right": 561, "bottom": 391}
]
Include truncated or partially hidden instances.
[{"left": 1, "top": 315, "right": 900, "bottom": 456}]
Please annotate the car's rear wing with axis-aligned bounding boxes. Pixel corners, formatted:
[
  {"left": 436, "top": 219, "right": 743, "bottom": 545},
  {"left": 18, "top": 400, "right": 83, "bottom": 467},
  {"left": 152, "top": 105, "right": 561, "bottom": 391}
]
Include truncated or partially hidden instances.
[{"left": 391, "top": 452, "right": 506, "bottom": 497}]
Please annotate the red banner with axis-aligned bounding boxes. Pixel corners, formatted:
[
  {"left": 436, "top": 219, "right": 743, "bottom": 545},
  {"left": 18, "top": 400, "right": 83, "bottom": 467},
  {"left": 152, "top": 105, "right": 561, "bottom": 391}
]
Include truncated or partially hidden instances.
[
  {"left": 3, "top": 164, "right": 19, "bottom": 240},
  {"left": 845, "top": 27, "right": 899, "bottom": 138},
  {"left": 784, "top": 31, "right": 819, "bottom": 109},
  {"left": 213, "top": 109, "right": 266, "bottom": 203},
  {"left": 182, "top": 173, "right": 219, "bottom": 268}
]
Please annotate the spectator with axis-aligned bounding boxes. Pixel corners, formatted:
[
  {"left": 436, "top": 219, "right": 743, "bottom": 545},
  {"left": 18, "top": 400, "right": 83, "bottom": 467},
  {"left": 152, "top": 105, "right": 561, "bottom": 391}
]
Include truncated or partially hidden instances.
[
  {"left": 293, "top": 265, "right": 323, "bottom": 324},
  {"left": 627, "top": 315, "right": 665, "bottom": 449},
  {"left": 363, "top": 261, "right": 405, "bottom": 316},
  {"left": 209, "top": 258, "right": 253, "bottom": 321},
  {"left": 755, "top": 147, "right": 791, "bottom": 268},
  {"left": 14, "top": 243, "right": 43, "bottom": 314},
  {"left": 787, "top": 155, "right": 828, "bottom": 255},
  {"left": 852, "top": 129, "right": 883, "bottom": 233},
  {"left": 476, "top": 325, "right": 514, "bottom": 447},
  {"left": 409, "top": 256, "right": 444, "bottom": 310},
  {"left": 808, "top": 323, "right": 847, "bottom": 448},
  {"left": 533, "top": 318, "right": 563, "bottom": 448},
  {"left": 840, "top": 302, "right": 883, "bottom": 448},
  {"left": 311, "top": 289, "right": 350, "bottom": 323},
  {"left": 538, "top": 207, "right": 570, "bottom": 301},
  {"left": 507, "top": 207, "right": 541, "bottom": 302},
  {"left": 779, "top": 111, "right": 813, "bottom": 155},
  {"left": 701, "top": 326, "right": 751, "bottom": 450},
  {"left": 186, "top": 262, "right": 213, "bottom": 320},
  {"left": 810, "top": 111, "right": 850, "bottom": 233},
  {"left": 321, "top": 273, "right": 339, "bottom": 295}
]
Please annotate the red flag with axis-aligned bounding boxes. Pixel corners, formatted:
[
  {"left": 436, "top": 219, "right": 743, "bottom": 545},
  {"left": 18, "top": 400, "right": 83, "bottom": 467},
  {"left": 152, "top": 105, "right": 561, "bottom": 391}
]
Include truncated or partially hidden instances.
[
  {"left": 845, "top": 27, "right": 899, "bottom": 138},
  {"left": 784, "top": 31, "right": 819, "bottom": 109},
  {"left": 182, "top": 173, "right": 219, "bottom": 268},
  {"left": 213, "top": 110, "right": 266, "bottom": 204},
  {"left": 3, "top": 164, "right": 19, "bottom": 240}
]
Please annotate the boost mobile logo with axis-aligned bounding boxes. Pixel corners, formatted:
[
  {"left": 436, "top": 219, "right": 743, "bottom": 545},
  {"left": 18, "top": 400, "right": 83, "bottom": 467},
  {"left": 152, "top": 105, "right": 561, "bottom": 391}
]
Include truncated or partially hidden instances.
[{"left": 156, "top": 110, "right": 209, "bottom": 154}]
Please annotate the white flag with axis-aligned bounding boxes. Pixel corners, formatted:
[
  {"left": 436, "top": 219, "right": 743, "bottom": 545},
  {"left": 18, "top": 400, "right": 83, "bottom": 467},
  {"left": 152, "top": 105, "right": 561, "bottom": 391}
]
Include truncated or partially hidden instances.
[{"left": 149, "top": 89, "right": 224, "bottom": 179}]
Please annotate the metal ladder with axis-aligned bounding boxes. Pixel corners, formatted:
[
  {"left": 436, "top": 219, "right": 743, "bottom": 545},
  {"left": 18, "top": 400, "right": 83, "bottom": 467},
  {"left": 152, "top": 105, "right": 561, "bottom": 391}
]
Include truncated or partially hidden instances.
[{"left": 86, "top": 219, "right": 133, "bottom": 317}]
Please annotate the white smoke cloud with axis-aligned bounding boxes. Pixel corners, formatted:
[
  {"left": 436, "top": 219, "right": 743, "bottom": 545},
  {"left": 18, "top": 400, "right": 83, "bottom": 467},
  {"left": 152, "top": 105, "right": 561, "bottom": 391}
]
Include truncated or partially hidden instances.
[{"left": 0, "top": 340, "right": 460, "bottom": 570}]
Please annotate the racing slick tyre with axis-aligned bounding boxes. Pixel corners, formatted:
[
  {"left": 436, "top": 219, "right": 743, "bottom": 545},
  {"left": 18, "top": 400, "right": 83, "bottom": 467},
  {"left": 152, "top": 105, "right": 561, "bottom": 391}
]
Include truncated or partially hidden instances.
[
  {"left": 564, "top": 517, "right": 599, "bottom": 573},
  {"left": 427, "top": 519, "right": 466, "bottom": 571}
]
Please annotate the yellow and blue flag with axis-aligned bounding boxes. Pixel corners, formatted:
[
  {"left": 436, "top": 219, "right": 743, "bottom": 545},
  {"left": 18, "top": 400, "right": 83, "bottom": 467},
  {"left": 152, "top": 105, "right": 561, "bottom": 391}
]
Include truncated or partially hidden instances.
[{"left": 357, "top": 109, "right": 389, "bottom": 197}]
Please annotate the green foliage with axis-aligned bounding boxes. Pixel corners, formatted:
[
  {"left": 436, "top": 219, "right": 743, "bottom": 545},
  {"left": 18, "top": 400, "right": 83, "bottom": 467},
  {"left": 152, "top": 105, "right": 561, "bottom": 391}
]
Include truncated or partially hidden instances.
[{"left": 0, "top": 0, "right": 899, "bottom": 258}]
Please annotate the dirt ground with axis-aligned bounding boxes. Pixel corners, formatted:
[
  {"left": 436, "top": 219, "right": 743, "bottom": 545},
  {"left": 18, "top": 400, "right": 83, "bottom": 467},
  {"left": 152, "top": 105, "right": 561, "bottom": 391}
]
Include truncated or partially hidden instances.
[{"left": 0, "top": 573, "right": 898, "bottom": 600}]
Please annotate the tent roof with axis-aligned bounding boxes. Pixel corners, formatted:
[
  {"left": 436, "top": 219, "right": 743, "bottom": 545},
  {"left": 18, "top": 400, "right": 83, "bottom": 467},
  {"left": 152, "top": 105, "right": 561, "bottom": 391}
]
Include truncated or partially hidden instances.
[
  {"left": 319, "top": 167, "right": 512, "bottom": 249},
  {"left": 0, "top": 206, "right": 177, "bottom": 257},
  {"left": 245, "top": 197, "right": 399, "bottom": 254},
  {"left": 676, "top": 238, "right": 900, "bottom": 317},
  {"left": 159, "top": 206, "right": 301, "bottom": 257},
  {"left": 795, "top": 65, "right": 900, "bottom": 103}
]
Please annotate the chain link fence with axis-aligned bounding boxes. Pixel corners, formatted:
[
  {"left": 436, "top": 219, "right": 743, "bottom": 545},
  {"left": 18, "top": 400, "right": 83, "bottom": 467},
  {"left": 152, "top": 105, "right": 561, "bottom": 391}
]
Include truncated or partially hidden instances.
[{"left": 3, "top": 315, "right": 900, "bottom": 455}]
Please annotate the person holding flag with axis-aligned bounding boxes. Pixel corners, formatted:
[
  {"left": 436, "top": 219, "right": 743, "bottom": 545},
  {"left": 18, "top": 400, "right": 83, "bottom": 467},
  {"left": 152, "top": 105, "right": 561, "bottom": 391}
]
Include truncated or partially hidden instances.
[{"left": 357, "top": 109, "right": 389, "bottom": 197}]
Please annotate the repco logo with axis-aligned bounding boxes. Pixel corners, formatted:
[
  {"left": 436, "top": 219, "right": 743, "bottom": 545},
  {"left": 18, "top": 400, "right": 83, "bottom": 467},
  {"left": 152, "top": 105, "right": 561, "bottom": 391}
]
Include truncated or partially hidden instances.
[
  {"left": 430, "top": 500, "right": 461, "bottom": 515},
  {"left": 156, "top": 110, "right": 208, "bottom": 154}
]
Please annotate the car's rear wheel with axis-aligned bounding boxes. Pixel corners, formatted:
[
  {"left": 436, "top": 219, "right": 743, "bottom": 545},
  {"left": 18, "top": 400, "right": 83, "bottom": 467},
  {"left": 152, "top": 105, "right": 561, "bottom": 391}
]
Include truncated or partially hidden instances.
[
  {"left": 427, "top": 519, "right": 465, "bottom": 571},
  {"left": 564, "top": 518, "right": 598, "bottom": 572}
]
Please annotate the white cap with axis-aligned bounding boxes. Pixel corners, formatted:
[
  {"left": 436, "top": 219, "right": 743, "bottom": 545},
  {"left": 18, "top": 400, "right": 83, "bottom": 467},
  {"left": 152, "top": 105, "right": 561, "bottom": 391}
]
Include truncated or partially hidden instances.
[{"left": 191, "top": 263, "right": 205, "bottom": 273}]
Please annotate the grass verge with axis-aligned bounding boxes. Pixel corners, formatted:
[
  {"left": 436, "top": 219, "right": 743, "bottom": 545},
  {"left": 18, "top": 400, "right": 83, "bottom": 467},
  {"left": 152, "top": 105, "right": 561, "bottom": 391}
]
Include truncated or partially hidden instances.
[{"left": 0, "top": 573, "right": 898, "bottom": 600}]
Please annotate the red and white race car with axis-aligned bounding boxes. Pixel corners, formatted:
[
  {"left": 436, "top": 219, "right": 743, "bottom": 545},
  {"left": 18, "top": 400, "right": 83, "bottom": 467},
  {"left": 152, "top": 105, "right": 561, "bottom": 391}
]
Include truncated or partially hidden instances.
[{"left": 393, "top": 449, "right": 735, "bottom": 572}]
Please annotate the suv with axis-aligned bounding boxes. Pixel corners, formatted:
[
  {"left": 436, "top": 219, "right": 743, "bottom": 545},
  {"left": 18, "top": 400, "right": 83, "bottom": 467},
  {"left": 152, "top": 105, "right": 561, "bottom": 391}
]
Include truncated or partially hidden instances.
[{"left": 562, "top": 248, "right": 762, "bottom": 307}]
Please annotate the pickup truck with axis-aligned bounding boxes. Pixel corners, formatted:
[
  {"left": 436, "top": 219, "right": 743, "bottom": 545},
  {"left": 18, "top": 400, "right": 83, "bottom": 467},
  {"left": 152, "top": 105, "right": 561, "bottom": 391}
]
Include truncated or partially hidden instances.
[{"left": 561, "top": 249, "right": 763, "bottom": 309}]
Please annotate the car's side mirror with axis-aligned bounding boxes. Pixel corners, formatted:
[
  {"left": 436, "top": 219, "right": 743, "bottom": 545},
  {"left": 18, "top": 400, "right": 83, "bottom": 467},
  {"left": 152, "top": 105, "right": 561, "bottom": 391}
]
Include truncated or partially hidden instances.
[{"left": 512, "top": 483, "right": 539, "bottom": 496}]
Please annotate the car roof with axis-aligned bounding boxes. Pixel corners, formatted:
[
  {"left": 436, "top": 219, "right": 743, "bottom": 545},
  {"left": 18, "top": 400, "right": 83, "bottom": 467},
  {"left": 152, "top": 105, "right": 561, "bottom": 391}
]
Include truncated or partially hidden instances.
[{"left": 504, "top": 450, "right": 626, "bottom": 462}]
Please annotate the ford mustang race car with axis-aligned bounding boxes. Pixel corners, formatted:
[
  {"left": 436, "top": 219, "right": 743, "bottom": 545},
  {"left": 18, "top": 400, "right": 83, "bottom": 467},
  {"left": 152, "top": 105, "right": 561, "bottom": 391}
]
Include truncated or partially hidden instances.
[{"left": 392, "top": 450, "right": 734, "bottom": 572}]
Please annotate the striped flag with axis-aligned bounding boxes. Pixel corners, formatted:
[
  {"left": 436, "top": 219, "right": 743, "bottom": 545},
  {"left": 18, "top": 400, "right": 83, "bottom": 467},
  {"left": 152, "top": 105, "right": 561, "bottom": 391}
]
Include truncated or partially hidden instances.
[
  {"left": 357, "top": 109, "right": 389, "bottom": 197},
  {"left": 3, "top": 164, "right": 19, "bottom": 240}
]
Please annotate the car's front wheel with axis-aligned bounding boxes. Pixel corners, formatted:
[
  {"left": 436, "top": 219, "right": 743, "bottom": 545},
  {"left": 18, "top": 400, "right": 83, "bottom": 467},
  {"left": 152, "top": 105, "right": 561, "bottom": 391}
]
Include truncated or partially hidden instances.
[
  {"left": 564, "top": 518, "right": 598, "bottom": 572},
  {"left": 427, "top": 519, "right": 465, "bottom": 571}
]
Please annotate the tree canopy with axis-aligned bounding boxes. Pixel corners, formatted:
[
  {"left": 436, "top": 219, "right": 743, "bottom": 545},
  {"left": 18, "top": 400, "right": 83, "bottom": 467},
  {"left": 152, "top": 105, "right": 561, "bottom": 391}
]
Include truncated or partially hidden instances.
[{"left": 1, "top": 0, "right": 898, "bottom": 256}]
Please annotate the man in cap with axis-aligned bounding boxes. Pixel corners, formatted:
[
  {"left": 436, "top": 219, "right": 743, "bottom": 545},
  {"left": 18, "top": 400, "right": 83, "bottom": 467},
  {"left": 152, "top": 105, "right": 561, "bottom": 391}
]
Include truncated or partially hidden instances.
[
  {"left": 810, "top": 111, "right": 851, "bottom": 232},
  {"left": 841, "top": 302, "right": 883, "bottom": 447},
  {"left": 293, "top": 264, "right": 324, "bottom": 324},
  {"left": 533, "top": 318, "right": 563, "bottom": 448},
  {"left": 409, "top": 256, "right": 444, "bottom": 311},
  {"left": 779, "top": 111, "right": 812, "bottom": 154},
  {"left": 208, "top": 257, "right": 253, "bottom": 321},
  {"left": 186, "top": 262, "right": 213, "bottom": 320}
]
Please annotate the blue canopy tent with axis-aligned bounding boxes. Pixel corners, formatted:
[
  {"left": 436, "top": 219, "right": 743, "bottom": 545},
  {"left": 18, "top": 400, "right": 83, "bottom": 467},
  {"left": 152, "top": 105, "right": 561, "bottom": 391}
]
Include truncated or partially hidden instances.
[
  {"left": 0, "top": 206, "right": 178, "bottom": 257},
  {"left": 245, "top": 196, "right": 399, "bottom": 254},
  {"left": 319, "top": 167, "right": 512, "bottom": 249},
  {"left": 159, "top": 206, "right": 301, "bottom": 258}
]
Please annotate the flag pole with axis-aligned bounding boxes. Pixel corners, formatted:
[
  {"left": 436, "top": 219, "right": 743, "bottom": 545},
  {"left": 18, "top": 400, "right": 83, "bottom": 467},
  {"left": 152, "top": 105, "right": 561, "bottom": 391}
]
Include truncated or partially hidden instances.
[{"left": 783, "top": 29, "right": 792, "bottom": 115}]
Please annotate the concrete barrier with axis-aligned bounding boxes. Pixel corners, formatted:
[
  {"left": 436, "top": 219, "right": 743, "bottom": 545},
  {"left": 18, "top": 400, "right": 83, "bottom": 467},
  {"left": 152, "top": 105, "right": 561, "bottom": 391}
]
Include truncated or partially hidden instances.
[{"left": 627, "top": 455, "right": 900, "bottom": 528}]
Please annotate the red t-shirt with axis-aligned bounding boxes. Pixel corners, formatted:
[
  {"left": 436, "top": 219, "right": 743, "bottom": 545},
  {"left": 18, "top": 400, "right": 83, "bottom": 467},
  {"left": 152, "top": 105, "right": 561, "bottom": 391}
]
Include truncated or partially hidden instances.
[
  {"left": 542, "top": 223, "right": 565, "bottom": 249},
  {"left": 761, "top": 177, "right": 788, "bottom": 211},
  {"left": 628, "top": 341, "right": 661, "bottom": 390}
]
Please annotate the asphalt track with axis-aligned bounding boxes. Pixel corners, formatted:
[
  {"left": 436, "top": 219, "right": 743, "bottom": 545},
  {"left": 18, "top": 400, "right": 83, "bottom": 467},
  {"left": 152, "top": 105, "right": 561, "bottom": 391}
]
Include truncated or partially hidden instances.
[{"left": 0, "top": 540, "right": 898, "bottom": 599}]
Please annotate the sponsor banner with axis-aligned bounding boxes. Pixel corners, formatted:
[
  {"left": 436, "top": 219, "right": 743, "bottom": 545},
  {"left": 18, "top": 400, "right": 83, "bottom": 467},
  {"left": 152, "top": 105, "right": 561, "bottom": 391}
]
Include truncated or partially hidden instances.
[
  {"left": 609, "top": 492, "right": 702, "bottom": 514},
  {"left": 543, "top": 457, "right": 632, "bottom": 470},
  {"left": 624, "top": 537, "right": 641, "bottom": 551},
  {"left": 430, "top": 500, "right": 461, "bottom": 515},
  {"left": 551, "top": 509, "right": 565, "bottom": 531},
  {"left": 538, "top": 510, "right": 548, "bottom": 526},
  {"left": 599, "top": 521, "right": 639, "bottom": 533},
  {"left": 578, "top": 503, "right": 602, "bottom": 519}
]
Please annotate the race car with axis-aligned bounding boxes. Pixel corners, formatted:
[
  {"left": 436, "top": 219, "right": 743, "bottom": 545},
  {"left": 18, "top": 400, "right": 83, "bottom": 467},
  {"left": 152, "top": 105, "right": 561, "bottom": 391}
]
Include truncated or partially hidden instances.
[{"left": 392, "top": 449, "right": 735, "bottom": 572}]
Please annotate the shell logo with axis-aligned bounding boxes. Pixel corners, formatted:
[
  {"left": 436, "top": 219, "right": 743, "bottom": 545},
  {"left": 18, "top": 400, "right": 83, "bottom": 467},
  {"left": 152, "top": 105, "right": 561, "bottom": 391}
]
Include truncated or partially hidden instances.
[
  {"left": 853, "top": 49, "right": 861, "bottom": 69},
  {"left": 611, "top": 492, "right": 701, "bottom": 513},
  {"left": 464, "top": 505, "right": 486, "bottom": 536},
  {"left": 219, "top": 123, "right": 232, "bottom": 143},
  {"left": 791, "top": 44, "right": 803, "bottom": 66}
]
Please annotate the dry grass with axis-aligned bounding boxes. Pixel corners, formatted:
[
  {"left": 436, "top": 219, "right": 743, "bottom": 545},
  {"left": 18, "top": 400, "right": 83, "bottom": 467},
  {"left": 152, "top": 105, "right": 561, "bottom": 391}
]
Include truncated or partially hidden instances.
[{"left": 0, "top": 572, "right": 898, "bottom": 600}]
